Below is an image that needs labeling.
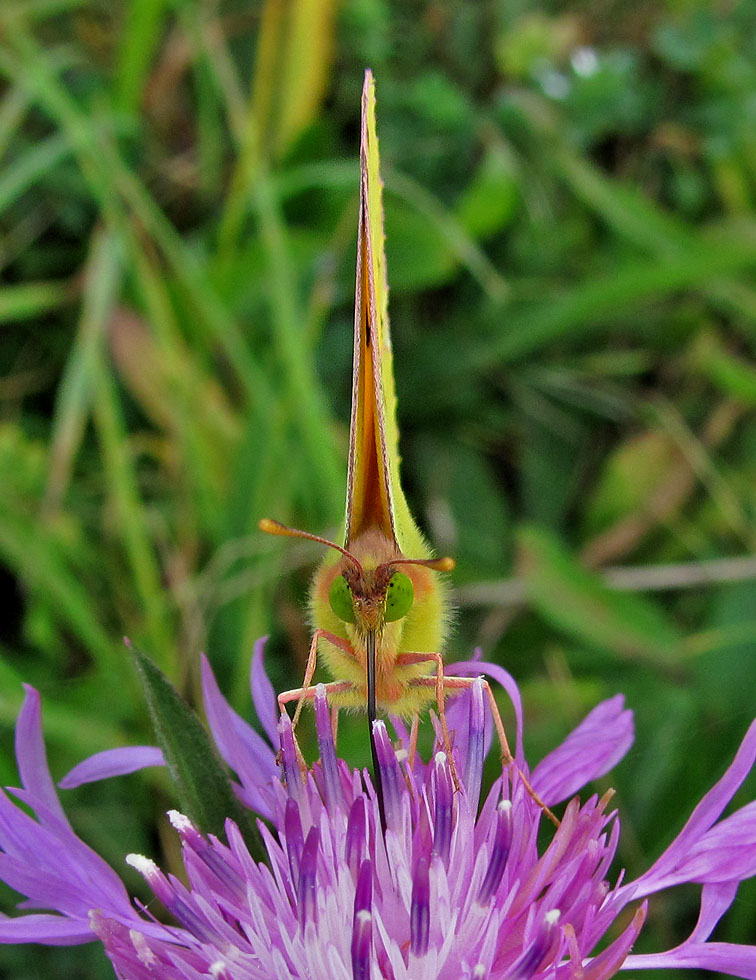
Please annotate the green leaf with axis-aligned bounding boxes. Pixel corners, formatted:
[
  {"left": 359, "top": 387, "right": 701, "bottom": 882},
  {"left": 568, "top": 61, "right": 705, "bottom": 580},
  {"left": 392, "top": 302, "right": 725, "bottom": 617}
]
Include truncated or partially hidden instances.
[
  {"left": 115, "top": 0, "right": 171, "bottom": 113},
  {"left": 690, "top": 330, "right": 756, "bottom": 406},
  {"left": 517, "top": 525, "right": 683, "bottom": 665},
  {"left": 583, "top": 430, "right": 677, "bottom": 538},
  {"left": 480, "top": 221, "right": 756, "bottom": 364},
  {"left": 456, "top": 143, "right": 519, "bottom": 240},
  {"left": 417, "top": 439, "right": 511, "bottom": 579},
  {"left": 519, "top": 409, "right": 587, "bottom": 530},
  {"left": 127, "top": 642, "right": 265, "bottom": 859},
  {"left": 384, "top": 196, "right": 458, "bottom": 292},
  {"left": 0, "top": 280, "right": 71, "bottom": 322}
]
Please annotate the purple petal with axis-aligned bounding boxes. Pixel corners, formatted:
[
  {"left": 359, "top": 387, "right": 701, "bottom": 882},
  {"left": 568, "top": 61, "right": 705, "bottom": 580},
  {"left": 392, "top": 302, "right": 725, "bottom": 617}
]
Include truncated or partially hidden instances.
[
  {"left": 624, "top": 943, "right": 756, "bottom": 978},
  {"left": 0, "top": 790, "right": 134, "bottom": 914},
  {"left": 477, "top": 800, "right": 512, "bottom": 904},
  {"left": 410, "top": 855, "right": 430, "bottom": 956},
  {"left": 15, "top": 687, "right": 69, "bottom": 828},
  {"left": 200, "top": 654, "right": 277, "bottom": 818},
  {"left": 388, "top": 715, "right": 411, "bottom": 744},
  {"left": 314, "top": 685, "right": 342, "bottom": 813},
  {"left": 278, "top": 713, "right": 304, "bottom": 812},
  {"left": 665, "top": 802, "right": 756, "bottom": 885},
  {"left": 372, "top": 721, "right": 402, "bottom": 831},
  {"left": 250, "top": 636, "right": 278, "bottom": 745},
  {"left": 447, "top": 658, "right": 525, "bottom": 764},
  {"left": 346, "top": 796, "right": 367, "bottom": 878},
  {"left": 432, "top": 753, "right": 453, "bottom": 867},
  {"left": 59, "top": 747, "right": 166, "bottom": 789},
  {"left": 620, "top": 880, "right": 750, "bottom": 974},
  {"left": 531, "top": 695, "right": 634, "bottom": 806},
  {"left": 463, "top": 678, "right": 486, "bottom": 812},
  {"left": 585, "top": 905, "right": 646, "bottom": 979},
  {"left": 629, "top": 718, "right": 756, "bottom": 899},
  {"left": 0, "top": 912, "right": 94, "bottom": 946},
  {"left": 297, "top": 826, "right": 319, "bottom": 927},
  {"left": 351, "top": 860, "right": 372, "bottom": 980},
  {"left": 688, "top": 881, "right": 739, "bottom": 943}
]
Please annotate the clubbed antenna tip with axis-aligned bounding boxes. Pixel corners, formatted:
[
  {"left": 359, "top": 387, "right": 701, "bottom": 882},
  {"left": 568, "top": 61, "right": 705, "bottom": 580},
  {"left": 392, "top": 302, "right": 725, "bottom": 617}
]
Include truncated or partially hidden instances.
[
  {"left": 258, "top": 518, "right": 294, "bottom": 537},
  {"left": 431, "top": 556, "right": 455, "bottom": 573},
  {"left": 259, "top": 518, "right": 364, "bottom": 573}
]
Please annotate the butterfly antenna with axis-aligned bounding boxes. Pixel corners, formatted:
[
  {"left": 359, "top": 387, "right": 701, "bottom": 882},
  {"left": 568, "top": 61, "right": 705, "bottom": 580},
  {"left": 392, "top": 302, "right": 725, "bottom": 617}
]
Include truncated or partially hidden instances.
[
  {"left": 259, "top": 518, "right": 364, "bottom": 573},
  {"left": 377, "top": 555, "right": 456, "bottom": 573}
]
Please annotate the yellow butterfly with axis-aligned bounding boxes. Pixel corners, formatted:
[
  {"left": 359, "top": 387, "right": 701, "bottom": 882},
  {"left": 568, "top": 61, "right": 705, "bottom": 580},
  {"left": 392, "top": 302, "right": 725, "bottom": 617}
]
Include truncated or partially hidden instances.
[{"left": 261, "top": 70, "right": 556, "bottom": 825}]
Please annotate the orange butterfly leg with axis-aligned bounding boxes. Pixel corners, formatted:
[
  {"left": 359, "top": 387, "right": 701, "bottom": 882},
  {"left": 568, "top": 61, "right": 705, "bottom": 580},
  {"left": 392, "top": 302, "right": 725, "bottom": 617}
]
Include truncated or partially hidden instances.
[
  {"left": 331, "top": 704, "right": 340, "bottom": 744},
  {"left": 396, "top": 651, "right": 460, "bottom": 790},
  {"left": 278, "top": 679, "right": 354, "bottom": 773},
  {"left": 278, "top": 678, "right": 355, "bottom": 716},
  {"left": 407, "top": 713, "right": 420, "bottom": 769},
  {"left": 411, "top": 672, "right": 560, "bottom": 828},
  {"left": 278, "top": 629, "right": 355, "bottom": 729}
]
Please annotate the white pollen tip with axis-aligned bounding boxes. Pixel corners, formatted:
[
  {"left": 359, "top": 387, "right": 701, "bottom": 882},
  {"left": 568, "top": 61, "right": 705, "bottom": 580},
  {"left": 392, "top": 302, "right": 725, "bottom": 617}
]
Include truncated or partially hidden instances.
[
  {"left": 356, "top": 909, "right": 372, "bottom": 925},
  {"left": 497, "top": 799, "right": 512, "bottom": 814},
  {"left": 129, "top": 929, "right": 157, "bottom": 964},
  {"left": 168, "top": 810, "right": 192, "bottom": 832},
  {"left": 394, "top": 747, "right": 408, "bottom": 763},
  {"left": 209, "top": 962, "right": 229, "bottom": 978},
  {"left": 546, "top": 908, "right": 561, "bottom": 926},
  {"left": 125, "top": 853, "right": 156, "bottom": 875},
  {"left": 473, "top": 966, "right": 486, "bottom": 979},
  {"left": 434, "top": 751, "right": 447, "bottom": 765},
  {"left": 315, "top": 682, "right": 326, "bottom": 697}
]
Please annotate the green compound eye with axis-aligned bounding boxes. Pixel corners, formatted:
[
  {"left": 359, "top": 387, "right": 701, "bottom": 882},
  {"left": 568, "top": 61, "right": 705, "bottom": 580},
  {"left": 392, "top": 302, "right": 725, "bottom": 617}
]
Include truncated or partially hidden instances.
[
  {"left": 384, "top": 571, "right": 414, "bottom": 622},
  {"left": 329, "top": 573, "right": 355, "bottom": 623}
]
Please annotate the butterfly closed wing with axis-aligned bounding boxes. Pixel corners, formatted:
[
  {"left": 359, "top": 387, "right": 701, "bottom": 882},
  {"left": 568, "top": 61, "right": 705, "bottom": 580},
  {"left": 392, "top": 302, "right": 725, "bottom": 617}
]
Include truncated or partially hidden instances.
[{"left": 261, "top": 70, "right": 557, "bottom": 828}]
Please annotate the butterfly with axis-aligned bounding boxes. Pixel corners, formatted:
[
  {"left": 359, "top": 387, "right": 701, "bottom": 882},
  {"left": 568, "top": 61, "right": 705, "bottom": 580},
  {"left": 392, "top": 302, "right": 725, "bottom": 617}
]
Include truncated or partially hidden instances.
[{"left": 261, "top": 70, "right": 557, "bottom": 828}]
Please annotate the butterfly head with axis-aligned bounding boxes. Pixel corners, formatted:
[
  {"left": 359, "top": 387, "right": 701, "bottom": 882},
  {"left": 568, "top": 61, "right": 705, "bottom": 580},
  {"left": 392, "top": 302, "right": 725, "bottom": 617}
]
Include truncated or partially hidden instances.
[{"left": 259, "top": 518, "right": 453, "bottom": 634}]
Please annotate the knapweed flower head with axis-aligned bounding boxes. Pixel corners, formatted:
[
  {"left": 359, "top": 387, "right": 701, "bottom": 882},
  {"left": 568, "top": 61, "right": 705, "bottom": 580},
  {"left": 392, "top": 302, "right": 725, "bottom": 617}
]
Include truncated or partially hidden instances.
[{"left": 1, "top": 640, "right": 756, "bottom": 979}]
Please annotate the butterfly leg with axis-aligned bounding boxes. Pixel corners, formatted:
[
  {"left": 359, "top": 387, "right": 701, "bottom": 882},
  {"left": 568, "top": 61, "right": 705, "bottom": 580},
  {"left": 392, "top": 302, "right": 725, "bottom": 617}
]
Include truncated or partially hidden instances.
[
  {"left": 415, "top": 674, "right": 559, "bottom": 828},
  {"left": 396, "top": 651, "right": 460, "bottom": 790},
  {"left": 279, "top": 629, "right": 355, "bottom": 730},
  {"left": 278, "top": 680, "right": 354, "bottom": 773},
  {"left": 331, "top": 704, "right": 340, "bottom": 743},
  {"left": 278, "top": 678, "right": 354, "bottom": 714},
  {"left": 407, "top": 713, "right": 420, "bottom": 769}
]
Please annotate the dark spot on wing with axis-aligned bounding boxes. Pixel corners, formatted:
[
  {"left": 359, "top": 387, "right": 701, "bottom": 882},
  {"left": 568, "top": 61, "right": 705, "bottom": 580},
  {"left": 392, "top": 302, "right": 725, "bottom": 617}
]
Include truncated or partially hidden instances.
[{"left": 364, "top": 295, "right": 371, "bottom": 346}]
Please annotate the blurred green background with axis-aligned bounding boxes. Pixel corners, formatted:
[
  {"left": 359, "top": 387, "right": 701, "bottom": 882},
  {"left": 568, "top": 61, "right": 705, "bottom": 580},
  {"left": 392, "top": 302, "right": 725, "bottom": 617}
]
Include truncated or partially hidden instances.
[{"left": 1, "top": 0, "right": 755, "bottom": 976}]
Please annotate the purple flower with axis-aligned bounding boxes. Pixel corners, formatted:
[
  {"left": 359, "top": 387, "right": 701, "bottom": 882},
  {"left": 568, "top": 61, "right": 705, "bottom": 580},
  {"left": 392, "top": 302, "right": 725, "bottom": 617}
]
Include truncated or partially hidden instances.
[{"left": 1, "top": 639, "right": 756, "bottom": 979}]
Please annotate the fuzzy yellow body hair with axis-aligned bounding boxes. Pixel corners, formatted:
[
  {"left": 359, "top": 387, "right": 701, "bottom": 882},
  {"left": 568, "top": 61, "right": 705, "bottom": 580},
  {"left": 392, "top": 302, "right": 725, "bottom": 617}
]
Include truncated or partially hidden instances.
[{"left": 309, "top": 530, "right": 452, "bottom": 718}]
